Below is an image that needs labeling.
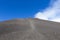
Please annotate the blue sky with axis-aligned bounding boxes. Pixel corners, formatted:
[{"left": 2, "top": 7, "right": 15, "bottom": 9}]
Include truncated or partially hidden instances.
[{"left": 0, "top": 0, "right": 50, "bottom": 21}]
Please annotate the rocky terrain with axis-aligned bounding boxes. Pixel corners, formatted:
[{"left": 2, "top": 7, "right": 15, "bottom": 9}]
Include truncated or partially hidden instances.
[{"left": 0, "top": 18, "right": 60, "bottom": 40}]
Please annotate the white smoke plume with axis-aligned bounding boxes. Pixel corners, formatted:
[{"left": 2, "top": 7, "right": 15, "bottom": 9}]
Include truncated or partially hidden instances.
[{"left": 34, "top": 0, "right": 60, "bottom": 22}]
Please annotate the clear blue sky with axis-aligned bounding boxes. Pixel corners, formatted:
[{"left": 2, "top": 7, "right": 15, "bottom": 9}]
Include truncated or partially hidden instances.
[{"left": 0, "top": 0, "right": 50, "bottom": 21}]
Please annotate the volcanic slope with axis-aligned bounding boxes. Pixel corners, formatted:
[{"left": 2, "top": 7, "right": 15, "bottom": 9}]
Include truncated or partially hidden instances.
[{"left": 0, "top": 18, "right": 60, "bottom": 40}]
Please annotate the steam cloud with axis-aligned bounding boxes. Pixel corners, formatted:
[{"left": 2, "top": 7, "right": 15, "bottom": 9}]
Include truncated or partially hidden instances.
[{"left": 34, "top": 0, "right": 60, "bottom": 22}]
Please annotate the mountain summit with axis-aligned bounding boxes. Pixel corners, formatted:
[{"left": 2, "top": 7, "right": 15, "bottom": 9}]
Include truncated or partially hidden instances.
[{"left": 0, "top": 18, "right": 60, "bottom": 40}]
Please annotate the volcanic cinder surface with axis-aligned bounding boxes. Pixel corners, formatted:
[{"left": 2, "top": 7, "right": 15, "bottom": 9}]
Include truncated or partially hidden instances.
[{"left": 0, "top": 18, "right": 60, "bottom": 40}]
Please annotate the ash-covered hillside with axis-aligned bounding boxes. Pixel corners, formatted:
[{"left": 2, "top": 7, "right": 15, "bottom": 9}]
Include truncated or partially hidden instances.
[{"left": 0, "top": 18, "right": 60, "bottom": 40}]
